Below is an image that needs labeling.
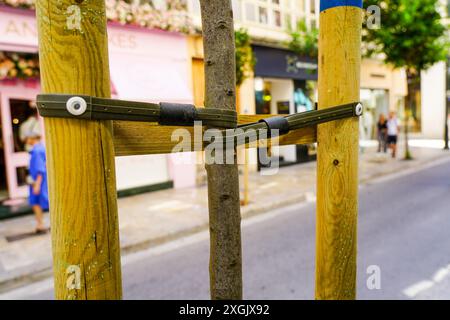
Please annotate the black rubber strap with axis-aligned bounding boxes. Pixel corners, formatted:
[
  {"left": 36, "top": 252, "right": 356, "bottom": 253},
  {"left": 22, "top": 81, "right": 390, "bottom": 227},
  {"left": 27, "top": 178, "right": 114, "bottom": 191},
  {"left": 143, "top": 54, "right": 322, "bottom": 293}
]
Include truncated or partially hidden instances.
[
  {"left": 36, "top": 94, "right": 363, "bottom": 135},
  {"left": 36, "top": 94, "right": 237, "bottom": 128},
  {"left": 259, "top": 116, "right": 290, "bottom": 137},
  {"left": 159, "top": 103, "right": 197, "bottom": 126}
]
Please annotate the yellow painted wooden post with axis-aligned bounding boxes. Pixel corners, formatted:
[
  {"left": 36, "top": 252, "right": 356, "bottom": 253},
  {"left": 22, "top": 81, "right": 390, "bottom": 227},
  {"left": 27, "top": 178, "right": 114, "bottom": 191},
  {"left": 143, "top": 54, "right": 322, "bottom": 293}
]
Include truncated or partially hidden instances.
[
  {"left": 316, "top": 1, "right": 362, "bottom": 300},
  {"left": 36, "top": 0, "right": 122, "bottom": 299}
]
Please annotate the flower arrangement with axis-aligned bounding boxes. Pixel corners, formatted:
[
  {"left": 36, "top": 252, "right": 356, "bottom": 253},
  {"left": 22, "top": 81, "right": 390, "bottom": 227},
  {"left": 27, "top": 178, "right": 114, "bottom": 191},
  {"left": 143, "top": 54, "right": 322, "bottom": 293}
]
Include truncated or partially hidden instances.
[
  {"left": 0, "top": 0, "right": 194, "bottom": 34},
  {"left": 0, "top": 51, "right": 40, "bottom": 80},
  {"left": 0, "top": 0, "right": 34, "bottom": 9}
]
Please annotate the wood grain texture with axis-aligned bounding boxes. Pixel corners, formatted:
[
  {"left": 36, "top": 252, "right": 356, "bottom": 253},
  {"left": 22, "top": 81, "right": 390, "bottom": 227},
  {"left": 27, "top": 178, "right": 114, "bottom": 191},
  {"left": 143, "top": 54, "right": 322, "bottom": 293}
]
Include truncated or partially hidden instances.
[
  {"left": 113, "top": 116, "right": 317, "bottom": 156},
  {"left": 315, "top": 7, "right": 361, "bottom": 300},
  {"left": 36, "top": 0, "right": 122, "bottom": 299},
  {"left": 200, "top": 0, "right": 243, "bottom": 300}
]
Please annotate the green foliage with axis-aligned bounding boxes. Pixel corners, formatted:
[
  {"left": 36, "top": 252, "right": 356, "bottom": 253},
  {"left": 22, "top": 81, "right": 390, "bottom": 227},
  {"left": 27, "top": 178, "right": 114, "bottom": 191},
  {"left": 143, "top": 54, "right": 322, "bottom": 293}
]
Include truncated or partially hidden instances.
[
  {"left": 286, "top": 20, "right": 319, "bottom": 58},
  {"left": 363, "top": 0, "right": 449, "bottom": 73},
  {"left": 235, "top": 28, "right": 256, "bottom": 86}
]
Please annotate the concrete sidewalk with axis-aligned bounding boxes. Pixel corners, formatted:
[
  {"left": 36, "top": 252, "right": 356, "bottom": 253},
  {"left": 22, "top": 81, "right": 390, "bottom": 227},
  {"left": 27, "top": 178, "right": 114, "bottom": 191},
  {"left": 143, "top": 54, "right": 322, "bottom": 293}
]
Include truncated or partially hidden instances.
[{"left": 0, "top": 141, "right": 449, "bottom": 292}]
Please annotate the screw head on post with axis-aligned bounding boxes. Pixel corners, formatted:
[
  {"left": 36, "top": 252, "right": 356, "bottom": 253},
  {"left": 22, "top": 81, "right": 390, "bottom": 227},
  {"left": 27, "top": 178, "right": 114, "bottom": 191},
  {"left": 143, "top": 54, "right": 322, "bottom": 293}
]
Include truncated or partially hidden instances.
[
  {"left": 66, "top": 96, "right": 87, "bottom": 116},
  {"left": 355, "top": 103, "right": 363, "bottom": 116}
]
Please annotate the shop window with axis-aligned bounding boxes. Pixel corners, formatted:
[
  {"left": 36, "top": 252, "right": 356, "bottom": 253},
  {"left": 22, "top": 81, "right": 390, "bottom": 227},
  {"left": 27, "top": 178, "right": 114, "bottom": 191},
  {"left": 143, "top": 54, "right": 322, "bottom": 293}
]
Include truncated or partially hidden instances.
[
  {"left": 245, "top": 2, "right": 257, "bottom": 21},
  {"left": 273, "top": 10, "right": 282, "bottom": 26},
  {"left": 9, "top": 99, "right": 39, "bottom": 153},
  {"left": 15, "top": 166, "right": 28, "bottom": 187},
  {"left": 190, "top": 0, "right": 241, "bottom": 20},
  {"left": 360, "top": 89, "right": 389, "bottom": 139},
  {"left": 232, "top": 0, "right": 242, "bottom": 21},
  {"left": 294, "top": 80, "right": 317, "bottom": 113},
  {"left": 243, "top": 0, "right": 294, "bottom": 27},
  {"left": 259, "top": 7, "right": 269, "bottom": 24},
  {"left": 254, "top": 78, "right": 272, "bottom": 114},
  {"left": 310, "top": 0, "right": 316, "bottom": 14}
]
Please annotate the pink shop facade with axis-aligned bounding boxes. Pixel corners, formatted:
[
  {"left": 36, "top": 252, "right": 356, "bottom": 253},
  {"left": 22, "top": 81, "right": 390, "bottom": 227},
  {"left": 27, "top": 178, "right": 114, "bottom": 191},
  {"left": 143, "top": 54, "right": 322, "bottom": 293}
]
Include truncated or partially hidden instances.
[{"left": 0, "top": 6, "right": 197, "bottom": 204}]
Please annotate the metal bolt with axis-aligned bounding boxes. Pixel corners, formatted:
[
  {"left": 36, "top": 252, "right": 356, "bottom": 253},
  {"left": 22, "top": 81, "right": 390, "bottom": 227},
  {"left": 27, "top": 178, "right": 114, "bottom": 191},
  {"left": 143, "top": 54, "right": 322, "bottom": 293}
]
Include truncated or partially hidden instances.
[
  {"left": 66, "top": 96, "right": 87, "bottom": 116},
  {"left": 355, "top": 103, "right": 363, "bottom": 116}
]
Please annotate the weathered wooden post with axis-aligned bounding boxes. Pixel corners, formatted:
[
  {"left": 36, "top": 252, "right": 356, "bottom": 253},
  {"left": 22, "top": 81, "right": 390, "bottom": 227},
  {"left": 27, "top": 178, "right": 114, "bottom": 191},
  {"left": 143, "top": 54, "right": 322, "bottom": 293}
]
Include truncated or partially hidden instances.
[
  {"left": 36, "top": 0, "right": 122, "bottom": 299},
  {"left": 199, "top": 0, "right": 243, "bottom": 300},
  {"left": 316, "top": 1, "right": 362, "bottom": 299}
]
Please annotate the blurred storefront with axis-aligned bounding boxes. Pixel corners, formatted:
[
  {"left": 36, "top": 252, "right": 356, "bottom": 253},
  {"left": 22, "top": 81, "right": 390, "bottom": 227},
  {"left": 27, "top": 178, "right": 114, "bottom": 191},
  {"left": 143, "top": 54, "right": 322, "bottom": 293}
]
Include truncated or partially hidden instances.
[
  {"left": 360, "top": 59, "right": 408, "bottom": 139},
  {"left": 252, "top": 44, "right": 318, "bottom": 168},
  {"left": 0, "top": 6, "right": 195, "bottom": 209}
]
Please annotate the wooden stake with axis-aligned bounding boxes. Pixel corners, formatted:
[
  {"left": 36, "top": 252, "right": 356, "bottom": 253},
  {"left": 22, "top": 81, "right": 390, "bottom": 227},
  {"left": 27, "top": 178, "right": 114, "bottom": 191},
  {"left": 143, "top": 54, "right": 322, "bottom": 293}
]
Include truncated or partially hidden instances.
[
  {"left": 113, "top": 119, "right": 316, "bottom": 156},
  {"left": 316, "top": 2, "right": 362, "bottom": 300},
  {"left": 36, "top": 0, "right": 122, "bottom": 299},
  {"left": 199, "top": 0, "right": 243, "bottom": 300}
]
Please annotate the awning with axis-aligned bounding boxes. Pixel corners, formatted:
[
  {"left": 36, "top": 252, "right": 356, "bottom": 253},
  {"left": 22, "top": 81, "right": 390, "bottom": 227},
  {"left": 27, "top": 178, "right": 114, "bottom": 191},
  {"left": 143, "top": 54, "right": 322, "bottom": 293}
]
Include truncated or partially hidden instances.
[{"left": 0, "top": 42, "right": 38, "bottom": 54}]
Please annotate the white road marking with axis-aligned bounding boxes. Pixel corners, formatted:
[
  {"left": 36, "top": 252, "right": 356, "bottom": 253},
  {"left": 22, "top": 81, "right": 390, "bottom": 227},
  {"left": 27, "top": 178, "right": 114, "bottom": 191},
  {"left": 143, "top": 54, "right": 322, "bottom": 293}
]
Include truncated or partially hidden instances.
[
  {"left": 403, "top": 281, "right": 434, "bottom": 298},
  {"left": 402, "top": 264, "right": 450, "bottom": 299},
  {"left": 432, "top": 266, "right": 450, "bottom": 283}
]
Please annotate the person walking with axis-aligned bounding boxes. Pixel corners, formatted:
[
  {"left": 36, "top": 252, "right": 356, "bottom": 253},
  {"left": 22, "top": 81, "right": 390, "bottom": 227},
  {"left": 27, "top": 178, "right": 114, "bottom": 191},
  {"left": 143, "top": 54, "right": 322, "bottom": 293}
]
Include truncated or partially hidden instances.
[
  {"left": 386, "top": 111, "right": 400, "bottom": 158},
  {"left": 377, "top": 113, "right": 388, "bottom": 153},
  {"left": 25, "top": 129, "right": 49, "bottom": 233}
]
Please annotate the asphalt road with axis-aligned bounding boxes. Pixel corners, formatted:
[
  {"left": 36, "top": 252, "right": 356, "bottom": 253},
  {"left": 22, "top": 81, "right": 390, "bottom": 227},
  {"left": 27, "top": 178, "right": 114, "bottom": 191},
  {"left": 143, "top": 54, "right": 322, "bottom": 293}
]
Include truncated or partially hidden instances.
[{"left": 2, "top": 158, "right": 450, "bottom": 300}]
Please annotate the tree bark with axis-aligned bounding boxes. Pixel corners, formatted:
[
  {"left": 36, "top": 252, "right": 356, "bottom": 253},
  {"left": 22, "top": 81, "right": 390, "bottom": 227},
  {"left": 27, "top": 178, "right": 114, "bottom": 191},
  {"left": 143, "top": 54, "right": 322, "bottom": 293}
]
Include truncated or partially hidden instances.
[
  {"left": 199, "top": 0, "right": 243, "bottom": 300},
  {"left": 404, "top": 69, "right": 417, "bottom": 160}
]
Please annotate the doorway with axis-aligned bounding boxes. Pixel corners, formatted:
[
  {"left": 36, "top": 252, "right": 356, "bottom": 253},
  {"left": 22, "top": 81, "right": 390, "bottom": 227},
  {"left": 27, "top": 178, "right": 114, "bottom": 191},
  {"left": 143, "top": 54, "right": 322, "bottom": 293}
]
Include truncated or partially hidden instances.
[
  {"left": 0, "top": 89, "right": 41, "bottom": 200},
  {"left": 0, "top": 110, "right": 7, "bottom": 202}
]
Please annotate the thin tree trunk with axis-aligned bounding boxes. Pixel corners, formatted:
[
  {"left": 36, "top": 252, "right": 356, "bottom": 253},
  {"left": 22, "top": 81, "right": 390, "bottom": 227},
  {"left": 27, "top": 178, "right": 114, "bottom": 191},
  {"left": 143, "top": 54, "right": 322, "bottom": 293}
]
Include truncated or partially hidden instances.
[
  {"left": 404, "top": 70, "right": 416, "bottom": 160},
  {"left": 199, "top": 0, "right": 243, "bottom": 300}
]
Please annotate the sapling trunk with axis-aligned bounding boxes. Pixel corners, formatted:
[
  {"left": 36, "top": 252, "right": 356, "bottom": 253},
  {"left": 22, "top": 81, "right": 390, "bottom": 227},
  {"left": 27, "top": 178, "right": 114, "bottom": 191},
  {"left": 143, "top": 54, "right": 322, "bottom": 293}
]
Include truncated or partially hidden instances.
[{"left": 199, "top": 0, "right": 243, "bottom": 300}]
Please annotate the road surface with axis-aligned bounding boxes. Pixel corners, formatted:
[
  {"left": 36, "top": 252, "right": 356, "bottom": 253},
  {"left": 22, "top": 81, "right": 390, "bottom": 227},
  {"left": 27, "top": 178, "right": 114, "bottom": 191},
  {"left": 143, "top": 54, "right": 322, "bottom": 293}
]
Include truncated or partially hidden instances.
[{"left": 2, "top": 158, "right": 450, "bottom": 300}]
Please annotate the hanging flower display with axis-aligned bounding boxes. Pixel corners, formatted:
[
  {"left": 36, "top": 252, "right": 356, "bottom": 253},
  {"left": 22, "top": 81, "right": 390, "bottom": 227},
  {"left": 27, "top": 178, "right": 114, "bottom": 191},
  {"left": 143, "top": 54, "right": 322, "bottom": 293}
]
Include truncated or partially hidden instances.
[
  {"left": 0, "top": 51, "right": 40, "bottom": 80},
  {"left": 0, "top": 0, "right": 194, "bottom": 34}
]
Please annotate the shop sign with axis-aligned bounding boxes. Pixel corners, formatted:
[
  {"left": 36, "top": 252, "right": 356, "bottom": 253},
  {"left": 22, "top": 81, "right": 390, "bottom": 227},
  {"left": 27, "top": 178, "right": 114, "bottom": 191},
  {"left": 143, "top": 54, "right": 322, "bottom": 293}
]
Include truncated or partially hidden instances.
[
  {"left": 0, "top": 10, "right": 38, "bottom": 48},
  {"left": 253, "top": 45, "right": 318, "bottom": 81},
  {"left": 286, "top": 55, "right": 318, "bottom": 74}
]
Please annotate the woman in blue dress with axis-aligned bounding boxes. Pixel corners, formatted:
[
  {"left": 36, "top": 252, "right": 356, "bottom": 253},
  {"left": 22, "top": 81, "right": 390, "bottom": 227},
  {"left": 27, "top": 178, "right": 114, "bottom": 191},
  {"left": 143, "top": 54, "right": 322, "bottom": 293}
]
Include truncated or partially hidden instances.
[{"left": 25, "top": 130, "right": 49, "bottom": 233}]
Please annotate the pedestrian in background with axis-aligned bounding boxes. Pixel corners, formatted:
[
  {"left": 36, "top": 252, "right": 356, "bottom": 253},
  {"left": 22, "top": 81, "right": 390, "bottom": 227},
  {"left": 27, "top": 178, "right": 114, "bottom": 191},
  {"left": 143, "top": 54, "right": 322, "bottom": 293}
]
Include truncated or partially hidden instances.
[
  {"left": 19, "top": 104, "right": 41, "bottom": 150},
  {"left": 25, "top": 130, "right": 49, "bottom": 233},
  {"left": 377, "top": 113, "right": 387, "bottom": 153},
  {"left": 386, "top": 111, "right": 400, "bottom": 158}
]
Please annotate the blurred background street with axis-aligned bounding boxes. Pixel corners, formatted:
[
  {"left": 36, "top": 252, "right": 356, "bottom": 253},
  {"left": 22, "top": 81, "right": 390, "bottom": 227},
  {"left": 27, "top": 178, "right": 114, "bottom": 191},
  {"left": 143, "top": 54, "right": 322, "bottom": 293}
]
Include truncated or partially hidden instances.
[
  {"left": 0, "top": 141, "right": 449, "bottom": 299},
  {"left": 0, "top": 0, "right": 449, "bottom": 300},
  {"left": 1, "top": 153, "right": 449, "bottom": 299}
]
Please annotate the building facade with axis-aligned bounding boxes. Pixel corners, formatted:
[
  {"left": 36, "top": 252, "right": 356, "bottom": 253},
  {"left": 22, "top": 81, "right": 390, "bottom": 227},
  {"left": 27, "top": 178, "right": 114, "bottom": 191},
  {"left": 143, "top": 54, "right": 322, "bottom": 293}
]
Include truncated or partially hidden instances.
[
  {"left": 420, "top": 0, "right": 449, "bottom": 139},
  {"left": 0, "top": 4, "right": 197, "bottom": 210},
  {"left": 187, "top": 0, "right": 407, "bottom": 172}
]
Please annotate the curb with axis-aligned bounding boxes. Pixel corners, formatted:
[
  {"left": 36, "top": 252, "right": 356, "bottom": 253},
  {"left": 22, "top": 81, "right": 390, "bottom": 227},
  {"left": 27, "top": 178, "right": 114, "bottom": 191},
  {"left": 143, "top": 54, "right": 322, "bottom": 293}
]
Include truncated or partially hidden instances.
[{"left": 1, "top": 151, "right": 450, "bottom": 293}]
